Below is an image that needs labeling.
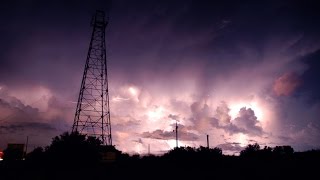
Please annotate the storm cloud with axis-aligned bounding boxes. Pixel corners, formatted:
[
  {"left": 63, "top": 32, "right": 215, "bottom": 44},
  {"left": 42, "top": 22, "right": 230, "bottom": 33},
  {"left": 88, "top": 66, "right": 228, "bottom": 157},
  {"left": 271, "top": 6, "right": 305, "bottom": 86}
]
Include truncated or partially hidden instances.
[
  {"left": 273, "top": 72, "right": 301, "bottom": 96},
  {"left": 1, "top": 0, "right": 320, "bottom": 154}
]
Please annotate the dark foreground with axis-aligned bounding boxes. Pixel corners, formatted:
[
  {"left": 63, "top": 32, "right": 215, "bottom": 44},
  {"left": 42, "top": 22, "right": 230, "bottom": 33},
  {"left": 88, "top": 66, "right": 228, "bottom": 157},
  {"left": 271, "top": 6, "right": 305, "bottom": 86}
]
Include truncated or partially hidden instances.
[
  {"left": 1, "top": 151, "right": 319, "bottom": 180},
  {"left": 1, "top": 133, "right": 319, "bottom": 180}
]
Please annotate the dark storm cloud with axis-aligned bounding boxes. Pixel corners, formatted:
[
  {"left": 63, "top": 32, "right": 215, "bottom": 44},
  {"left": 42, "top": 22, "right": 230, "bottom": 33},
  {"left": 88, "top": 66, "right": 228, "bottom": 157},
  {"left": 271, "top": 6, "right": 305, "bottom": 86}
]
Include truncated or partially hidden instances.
[
  {"left": 1, "top": 0, "right": 320, "bottom": 89},
  {"left": 0, "top": 97, "right": 39, "bottom": 124},
  {"left": 142, "top": 128, "right": 199, "bottom": 141},
  {"left": 1, "top": 0, "right": 319, "bottom": 95},
  {"left": 1, "top": 0, "right": 320, "bottom": 153},
  {"left": 0, "top": 93, "right": 69, "bottom": 128},
  {"left": 125, "top": 0, "right": 320, "bottom": 76},
  {"left": 297, "top": 50, "right": 320, "bottom": 103},
  {"left": 115, "top": 120, "right": 141, "bottom": 127},
  {"left": 0, "top": 86, "right": 39, "bottom": 113},
  {"left": 168, "top": 114, "right": 180, "bottom": 121},
  {"left": 0, "top": 0, "right": 111, "bottom": 95},
  {"left": 0, "top": 90, "right": 71, "bottom": 148},
  {"left": 0, "top": 122, "right": 55, "bottom": 133}
]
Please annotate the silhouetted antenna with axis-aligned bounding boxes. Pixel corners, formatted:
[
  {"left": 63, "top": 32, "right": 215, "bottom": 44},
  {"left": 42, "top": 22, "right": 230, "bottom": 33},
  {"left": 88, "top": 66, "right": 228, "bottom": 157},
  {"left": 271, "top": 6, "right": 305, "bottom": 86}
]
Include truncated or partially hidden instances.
[
  {"left": 207, "top": 134, "right": 209, "bottom": 148},
  {"left": 176, "top": 121, "right": 178, "bottom": 148},
  {"left": 72, "top": 10, "right": 112, "bottom": 145},
  {"left": 25, "top": 136, "right": 29, "bottom": 156}
]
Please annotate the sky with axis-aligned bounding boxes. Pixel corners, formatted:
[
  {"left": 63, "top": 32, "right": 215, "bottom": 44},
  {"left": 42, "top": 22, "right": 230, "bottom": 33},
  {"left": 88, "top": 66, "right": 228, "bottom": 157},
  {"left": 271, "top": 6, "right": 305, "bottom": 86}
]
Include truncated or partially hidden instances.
[{"left": 0, "top": 0, "right": 320, "bottom": 155}]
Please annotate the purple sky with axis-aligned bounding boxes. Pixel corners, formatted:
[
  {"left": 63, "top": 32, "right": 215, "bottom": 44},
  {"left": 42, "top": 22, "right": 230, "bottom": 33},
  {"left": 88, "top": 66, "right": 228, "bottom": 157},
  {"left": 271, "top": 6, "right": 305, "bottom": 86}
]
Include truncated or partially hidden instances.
[{"left": 1, "top": 0, "right": 320, "bottom": 154}]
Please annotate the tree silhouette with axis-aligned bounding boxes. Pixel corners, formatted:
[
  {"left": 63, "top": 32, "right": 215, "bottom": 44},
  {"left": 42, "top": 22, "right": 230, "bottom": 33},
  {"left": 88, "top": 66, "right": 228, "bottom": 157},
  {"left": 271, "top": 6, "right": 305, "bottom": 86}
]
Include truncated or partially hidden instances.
[
  {"left": 258, "top": 146, "right": 273, "bottom": 159},
  {"left": 273, "top": 145, "right": 294, "bottom": 159},
  {"left": 45, "top": 131, "right": 102, "bottom": 167},
  {"left": 197, "top": 146, "right": 222, "bottom": 155},
  {"left": 240, "top": 143, "right": 260, "bottom": 157},
  {"left": 273, "top": 145, "right": 294, "bottom": 154},
  {"left": 163, "top": 146, "right": 223, "bottom": 166}
]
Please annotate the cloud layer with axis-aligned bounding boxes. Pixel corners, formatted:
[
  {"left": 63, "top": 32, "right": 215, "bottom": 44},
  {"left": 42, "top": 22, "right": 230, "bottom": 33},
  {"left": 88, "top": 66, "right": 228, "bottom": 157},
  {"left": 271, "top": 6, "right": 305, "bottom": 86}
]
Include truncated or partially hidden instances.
[{"left": 1, "top": 0, "right": 320, "bottom": 154}]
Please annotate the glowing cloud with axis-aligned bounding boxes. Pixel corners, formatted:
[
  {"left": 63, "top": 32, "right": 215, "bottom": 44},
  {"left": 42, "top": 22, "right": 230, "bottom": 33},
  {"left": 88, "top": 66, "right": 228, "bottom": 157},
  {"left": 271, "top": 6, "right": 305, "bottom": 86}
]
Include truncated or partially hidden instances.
[
  {"left": 229, "top": 101, "right": 263, "bottom": 122},
  {"left": 147, "top": 106, "right": 165, "bottom": 121}
]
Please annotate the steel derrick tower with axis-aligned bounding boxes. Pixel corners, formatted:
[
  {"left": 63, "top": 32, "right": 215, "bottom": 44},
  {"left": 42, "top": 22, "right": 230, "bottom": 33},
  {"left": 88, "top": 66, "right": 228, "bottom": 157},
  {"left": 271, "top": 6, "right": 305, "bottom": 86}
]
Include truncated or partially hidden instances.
[{"left": 72, "top": 10, "right": 112, "bottom": 145}]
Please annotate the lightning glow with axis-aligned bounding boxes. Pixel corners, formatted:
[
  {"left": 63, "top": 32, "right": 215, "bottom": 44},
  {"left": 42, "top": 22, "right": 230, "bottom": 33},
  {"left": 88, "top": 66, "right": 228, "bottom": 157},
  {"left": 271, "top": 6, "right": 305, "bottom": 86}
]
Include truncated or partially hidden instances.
[
  {"left": 147, "top": 106, "right": 165, "bottom": 121},
  {"left": 229, "top": 101, "right": 264, "bottom": 121}
]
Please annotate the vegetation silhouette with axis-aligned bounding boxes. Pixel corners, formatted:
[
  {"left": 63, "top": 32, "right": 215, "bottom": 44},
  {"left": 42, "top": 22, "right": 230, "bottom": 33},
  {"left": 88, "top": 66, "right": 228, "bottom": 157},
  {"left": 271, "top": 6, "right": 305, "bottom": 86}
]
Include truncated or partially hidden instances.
[
  {"left": 45, "top": 131, "right": 101, "bottom": 166},
  {"left": 1, "top": 131, "right": 320, "bottom": 180},
  {"left": 239, "top": 143, "right": 295, "bottom": 160}
]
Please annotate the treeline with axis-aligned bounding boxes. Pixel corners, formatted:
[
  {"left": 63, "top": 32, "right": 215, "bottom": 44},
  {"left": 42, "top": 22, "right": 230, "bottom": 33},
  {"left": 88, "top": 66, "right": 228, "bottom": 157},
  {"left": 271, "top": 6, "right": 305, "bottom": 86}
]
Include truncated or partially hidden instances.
[
  {"left": 8, "top": 132, "right": 319, "bottom": 162},
  {"left": 1, "top": 132, "right": 320, "bottom": 180}
]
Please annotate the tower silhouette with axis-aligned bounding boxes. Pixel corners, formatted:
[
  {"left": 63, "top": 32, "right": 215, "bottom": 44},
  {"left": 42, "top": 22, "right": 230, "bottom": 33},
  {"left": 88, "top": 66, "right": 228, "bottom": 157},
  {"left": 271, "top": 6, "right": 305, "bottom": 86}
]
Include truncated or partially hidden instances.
[{"left": 72, "top": 10, "right": 112, "bottom": 145}]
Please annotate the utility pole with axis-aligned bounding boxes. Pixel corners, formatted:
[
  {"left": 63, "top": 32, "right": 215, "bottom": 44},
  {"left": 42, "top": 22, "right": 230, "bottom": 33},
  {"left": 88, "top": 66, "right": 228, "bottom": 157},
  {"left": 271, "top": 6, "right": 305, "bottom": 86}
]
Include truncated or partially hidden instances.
[{"left": 207, "top": 134, "right": 209, "bottom": 149}]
